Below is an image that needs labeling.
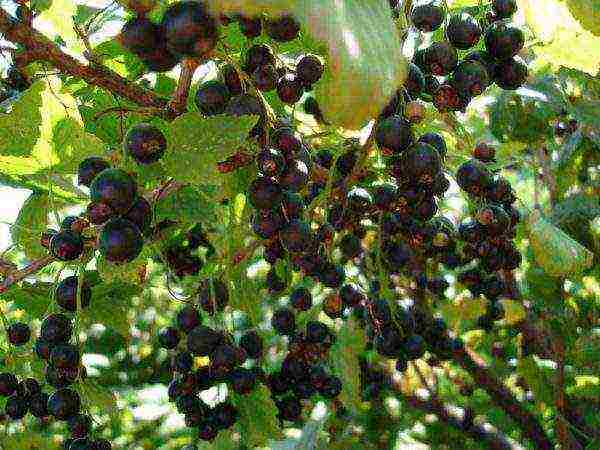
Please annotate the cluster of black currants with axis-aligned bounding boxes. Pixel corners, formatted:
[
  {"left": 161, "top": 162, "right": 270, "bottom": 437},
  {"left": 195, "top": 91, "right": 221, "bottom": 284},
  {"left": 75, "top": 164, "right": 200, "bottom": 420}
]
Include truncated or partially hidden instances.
[
  {"left": 160, "top": 223, "right": 215, "bottom": 279},
  {"left": 402, "top": 0, "right": 527, "bottom": 114},
  {"left": 158, "top": 301, "right": 264, "bottom": 441},
  {"left": 268, "top": 302, "right": 342, "bottom": 422},
  {"left": 455, "top": 143, "right": 522, "bottom": 330},
  {"left": 119, "top": 1, "right": 218, "bottom": 72}
]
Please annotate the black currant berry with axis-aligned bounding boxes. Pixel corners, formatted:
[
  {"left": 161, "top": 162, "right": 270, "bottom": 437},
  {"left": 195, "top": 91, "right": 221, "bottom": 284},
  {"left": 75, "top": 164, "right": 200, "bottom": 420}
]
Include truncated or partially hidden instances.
[
  {"left": 266, "top": 267, "right": 286, "bottom": 294},
  {"left": 252, "top": 209, "right": 284, "bottom": 239},
  {"left": 124, "top": 123, "right": 166, "bottom": 164},
  {"left": 7, "top": 322, "right": 30, "bottom": 346},
  {"left": 0, "top": 373, "right": 18, "bottom": 397},
  {"left": 464, "top": 50, "right": 497, "bottom": 77},
  {"left": 240, "top": 330, "right": 263, "bottom": 359},
  {"left": 41, "top": 313, "right": 72, "bottom": 344},
  {"left": 120, "top": 17, "right": 179, "bottom": 72},
  {"left": 239, "top": 15, "right": 262, "bottom": 38},
  {"left": 187, "top": 325, "right": 222, "bottom": 356},
  {"left": 55, "top": 276, "right": 91, "bottom": 312},
  {"left": 68, "top": 413, "right": 92, "bottom": 438},
  {"left": 494, "top": 57, "right": 528, "bottom": 90},
  {"left": 280, "top": 219, "right": 311, "bottom": 253},
  {"left": 456, "top": 159, "right": 493, "bottom": 196},
  {"left": 124, "top": 196, "right": 152, "bottom": 235},
  {"left": 86, "top": 202, "right": 113, "bottom": 226},
  {"left": 221, "top": 64, "right": 243, "bottom": 96},
  {"left": 400, "top": 142, "right": 442, "bottom": 185},
  {"left": 418, "top": 132, "right": 447, "bottom": 160},
  {"left": 272, "top": 308, "right": 296, "bottom": 335},
  {"left": 276, "top": 396, "right": 302, "bottom": 421},
  {"left": 424, "top": 41, "right": 458, "bottom": 76},
  {"left": 50, "top": 231, "right": 84, "bottom": 261},
  {"left": 493, "top": 0, "right": 517, "bottom": 19},
  {"left": 319, "top": 376, "right": 342, "bottom": 399},
  {"left": 5, "top": 394, "right": 28, "bottom": 420},
  {"left": 248, "top": 177, "right": 282, "bottom": 210},
  {"left": 177, "top": 305, "right": 202, "bottom": 333},
  {"left": 296, "top": 54, "right": 324, "bottom": 87},
  {"left": 406, "top": 63, "right": 426, "bottom": 98},
  {"left": 277, "top": 73, "right": 303, "bottom": 104},
  {"left": 29, "top": 392, "right": 49, "bottom": 418},
  {"left": 280, "top": 159, "right": 309, "bottom": 192},
  {"left": 473, "top": 142, "right": 496, "bottom": 163},
  {"left": 375, "top": 115, "right": 414, "bottom": 155},
  {"left": 485, "top": 21, "right": 524, "bottom": 60},
  {"left": 51, "top": 344, "right": 82, "bottom": 371},
  {"left": 158, "top": 326, "right": 180, "bottom": 350},
  {"left": 90, "top": 168, "right": 137, "bottom": 215},
  {"left": 195, "top": 80, "right": 231, "bottom": 116},
  {"left": 252, "top": 64, "right": 278, "bottom": 92},
  {"left": 161, "top": 1, "right": 218, "bottom": 58},
  {"left": 35, "top": 339, "right": 53, "bottom": 360},
  {"left": 411, "top": 1, "right": 445, "bottom": 32},
  {"left": 290, "top": 287, "right": 312, "bottom": 311},
  {"left": 265, "top": 15, "right": 300, "bottom": 42},
  {"left": 48, "top": 388, "right": 81, "bottom": 420},
  {"left": 433, "top": 83, "right": 466, "bottom": 112},
  {"left": 244, "top": 44, "right": 276, "bottom": 73},
  {"left": 446, "top": 13, "right": 482, "bottom": 50},
  {"left": 229, "top": 367, "right": 256, "bottom": 395},
  {"left": 99, "top": 218, "right": 144, "bottom": 264},
  {"left": 77, "top": 157, "right": 110, "bottom": 187},
  {"left": 452, "top": 60, "right": 490, "bottom": 97}
]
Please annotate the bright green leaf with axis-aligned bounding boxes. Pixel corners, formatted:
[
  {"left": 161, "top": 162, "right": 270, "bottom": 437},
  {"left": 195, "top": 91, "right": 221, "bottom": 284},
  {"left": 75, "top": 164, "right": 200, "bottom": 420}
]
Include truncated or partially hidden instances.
[
  {"left": 83, "top": 280, "right": 140, "bottom": 336},
  {"left": 77, "top": 379, "right": 118, "bottom": 418},
  {"left": 331, "top": 317, "right": 365, "bottom": 414},
  {"left": 564, "top": 0, "right": 600, "bottom": 36},
  {"left": 10, "top": 192, "right": 49, "bottom": 259},
  {"left": 232, "top": 385, "right": 281, "bottom": 447}
]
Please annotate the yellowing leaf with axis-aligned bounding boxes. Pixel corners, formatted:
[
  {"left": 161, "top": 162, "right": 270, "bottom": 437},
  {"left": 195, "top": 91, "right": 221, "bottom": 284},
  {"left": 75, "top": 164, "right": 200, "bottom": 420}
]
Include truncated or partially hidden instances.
[
  {"left": 528, "top": 210, "right": 594, "bottom": 277},
  {"left": 10, "top": 192, "right": 49, "bottom": 259},
  {"left": 499, "top": 299, "right": 527, "bottom": 324},
  {"left": 565, "top": 0, "right": 600, "bottom": 36}
]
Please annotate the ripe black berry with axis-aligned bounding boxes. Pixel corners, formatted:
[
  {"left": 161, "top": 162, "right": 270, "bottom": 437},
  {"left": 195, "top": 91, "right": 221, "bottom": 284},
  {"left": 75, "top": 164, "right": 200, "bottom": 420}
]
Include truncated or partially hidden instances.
[
  {"left": 197, "top": 281, "right": 227, "bottom": 313},
  {"left": 77, "top": 157, "right": 110, "bottom": 187},
  {"left": 173, "top": 351, "right": 194, "bottom": 373},
  {"left": 485, "top": 21, "right": 524, "bottom": 60},
  {"left": 276, "top": 396, "right": 302, "bottom": 421},
  {"left": 125, "top": 196, "right": 152, "bottom": 235},
  {"left": 68, "top": 413, "right": 92, "bottom": 438},
  {"left": 177, "top": 305, "right": 202, "bottom": 333},
  {"left": 221, "top": 64, "right": 243, "bottom": 96},
  {"left": 41, "top": 313, "right": 72, "bottom": 344},
  {"left": 406, "top": 63, "right": 426, "bottom": 98},
  {"left": 29, "top": 392, "right": 49, "bottom": 418},
  {"left": 187, "top": 325, "right": 222, "bottom": 356},
  {"left": 158, "top": 326, "right": 180, "bottom": 350},
  {"left": 280, "top": 159, "right": 309, "bottom": 192},
  {"left": 320, "top": 263, "right": 346, "bottom": 289},
  {"left": 446, "top": 13, "right": 482, "bottom": 50},
  {"left": 244, "top": 44, "right": 276, "bottom": 73},
  {"left": 290, "top": 287, "right": 312, "bottom": 311},
  {"left": 35, "top": 339, "right": 53, "bottom": 360},
  {"left": 161, "top": 1, "right": 218, "bottom": 58},
  {"left": 280, "top": 219, "right": 311, "bottom": 252},
  {"left": 195, "top": 80, "right": 231, "bottom": 115},
  {"left": 239, "top": 15, "right": 262, "bottom": 38},
  {"left": 272, "top": 308, "right": 296, "bottom": 335},
  {"left": 277, "top": 73, "right": 303, "bottom": 104},
  {"left": 5, "top": 394, "right": 28, "bottom": 419},
  {"left": 400, "top": 142, "right": 442, "bottom": 185},
  {"left": 319, "top": 376, "right": 342, "bottom": 399},
  {"left": 248, "top": 177, "right": 282, "bottom": 210},
  {"left": 86, "top": 202, "right": 113, "bottom": 226},
  {"left": 494, "top": 57, "right": 528, "bottom": 90},
  {"left": 257, "top": 148, "right": 286, "bottom": 177},
  {"left": 375, "top": 115, "right": 414, "bottom": 155},
  {"left": 418, "top": 132, "right": 447, "bottom": 159},
  {"left": 50, "top": 231, "right": 84, "bottom": 261},
  {"left": 229, "top": 367, "right": 256, "bottom": 395},
  {"left": 452, "top": 61, "right": 490, "bottom": 98},
  {"left": 296, "top": 54, "right": 324, "bottom": 86},
  {"left": 90, "top": 168, "right": 137, "bottom": 215},
  {"left": 0, "top": 373, "right": 18, "bottom": 397},
  {"left": 240, "top": 330, "right": 263, "bottom": 360},
  {"left": 7, "top": 322, "right": 30, "bottom": 346},
  {"left": 424, "top": 41, "right": 458, "bottom": 76},
  {"left": 492, "top": 0, "right": 517, "bottom": 19},
  {"left": 124, "top": 123, "right": 166, "bottom": 165},
  {"left": 48, "top": 388, "right": 81, "bottom": 420},
  {"left": 411, "top": 1, "right": 445, "bottom": 32},
  {"left": 50, "top": 344, "right": 81, "bottom": 369},
  {"left": 456, "top": 159, "right": 493, "bottom": 196},
  {"left": 252, "top": 64, "right": 278, "bottom": 92},
  {"left": 99, "top": 218, "right": 144, "bottom": 264},
  {"left": 55, "top": 276, "right": 91, "bottom": 312},
  {"left": 265, "top": 15, "right": 300, "bottom": 42}
]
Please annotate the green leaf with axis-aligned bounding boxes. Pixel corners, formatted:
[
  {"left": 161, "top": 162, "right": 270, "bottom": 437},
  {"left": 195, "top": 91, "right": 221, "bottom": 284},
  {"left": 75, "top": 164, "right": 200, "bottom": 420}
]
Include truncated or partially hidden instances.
[
  {"left": 154, "top": 185, "right": 218, "bottom": 226},
  {"left": 564, "top": 0, "right": 600, "bottom": 36},
  {"left": 331, "top": 318, "right": 365, "bottom": 414},
  {"left": 37, "top": 0, "right": 83, "bottom": 54},
  {"left": 232, "top": 385, "right": 281, "bottom": 447},
  {"left": 198, "top": 432, "right": 237, "bottom": 450},
  {"left": 0, "top": 433, "right": 60, "bottom": 450},
  {"left": 517, "top": 356, "right": 555, "bottom": 404},
  {"left": 2, "top": 282, "right": 52, "bottom": 319},
  {"left": 10, "top": 192, "right": 49, "bottom": 259},
  {"left": 83, "top": 281, "right": 140, "bottom": 336},
  {"left": 528, "top": 210, "right": 594, "bottom": 277},
  {"left": 77, "top": 379, "right": 118, "bottom": 417},
  {"left": 161, "top": 113, "right": 258, "bottom": 186},
  {"left": 96, "top": 251, "right": 148, "bottom": 286}
]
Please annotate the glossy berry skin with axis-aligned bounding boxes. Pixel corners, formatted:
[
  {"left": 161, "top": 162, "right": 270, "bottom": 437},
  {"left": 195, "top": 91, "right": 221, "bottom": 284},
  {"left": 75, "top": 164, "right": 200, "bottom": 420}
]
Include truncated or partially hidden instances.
[
  {"left": 400, "top": 142, "right": 442, "bottom": 185},
  {"left": 265, "top": 15, "right": 300, "bottom": 42},
  {"left": 5, "top": 395, "right": 28, "bottom": 419},
  {"left": 35, "top": 339, "right": 53, "bottom": 360},
  {"left": 446, "top": 13, "right": 482, "bottom": 50},
  {"left": 50, "top": 344, "right": 81, "bottom": 369},
  {"left": 161, "top": 1, "right": 218, "bottom": 58},
  {"left": 494, "top": 57, "right": 528, "bottom": 90},
  {"left": 41, "top": 313, "right": 72, "bottom": 344},
  {"left": 244, "top": 44, "right": 276, "bottom": 73},
  {"left": 411, "top": 1, "right": 445, "bottom": 32},
  {"left": 7, "top": 322, "right": 30, "bottom": 346},
  {"left": 124, "top": 196, "right": 152, "bottom": 235},
  {"left": 424, "top": 41, "right": 458, "bottom": 76},
  {"left": 248, "top": 177, "right": 282, "bottom": 210},
  {"left": 485, "top": 21, "right": 524, "bottom": 61},
  {"left": 406, "top": 63, "right": 425, "bottom": 98},
  {"left": 0, "top": 373, "right": 18, "bottom": 397},
  {"left": 77, "top": 157, "right": 110, "bottom": 187},
  {"left": 290, "top": 287, "right": 312, "bottom": 311},
  {"left": 493, "top": 0, "right": 517, "bottom": 19},
  {"left": 90, "top": 168, "right": 137, "bottom": 215},
  {"left": 50, "top": 231, "right": 84, "bottom": 261},
  {"left": 195, "top": 80, "right": 231, "bottom": 116},
  {"left": 29, "top": 392, "right": 50, "bottom": 418},
  {"left": 418, "top": 132, "right": 447, "bottom": 160},
  {"left": 280, "top": 219, "right": 311, "bottom": 252},
  {"left": 158, "top": 327, "right": 180, "bottom": 350},
  {"left": 452, "top": 61, "right": 490, "bottom": 98},
  {"left": 99, "top": 218, "right": 144, "bottom": 264},
  {"left": 55, "top": 276, "right": 91, "bottom": 312},
  {"left": 221, "top": 64, "right": 243, "bottom": 96},
  {"left": 48, "top": 388, "right": 81, "bottom": 420},
  {"left": 456, "top": 159, "right": 493, "bottom": 196},
  {"left": 375, "top": 115, "right": 414, "bottom": 155},
  {"left": 277, "top": 73, "right": 303, "bottom": 104},
  {"left": 124, "top": 123, "right": 166, "bottom": 164},
  {"left": 280, "top": 159, "right": 309, "bottom": 192},
  {"left": 272, "top": 308, "right": 296, "bottom": 335},
  {"left": 177, "top": 305, "right": 202, "bottom": 333},
  {"left": 296, "top": 54, "right": 324, "bottom": 86},
  {"left": 257, "top": 148, "right": 286, "bottom": 177}
]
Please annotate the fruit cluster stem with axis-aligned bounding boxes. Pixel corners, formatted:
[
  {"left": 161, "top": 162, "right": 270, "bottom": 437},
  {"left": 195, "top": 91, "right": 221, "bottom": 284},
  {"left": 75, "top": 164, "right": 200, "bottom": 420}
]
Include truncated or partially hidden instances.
[{"left": 0, "top": 255, "right": 55, "bottom": 294}]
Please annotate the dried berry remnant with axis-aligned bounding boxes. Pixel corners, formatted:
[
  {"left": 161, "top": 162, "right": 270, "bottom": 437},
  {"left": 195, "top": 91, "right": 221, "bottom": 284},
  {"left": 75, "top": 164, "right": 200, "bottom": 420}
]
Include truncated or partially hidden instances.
[
  {"left": 161, "top": 1, "right": 218, "bottom": 58},
  {"left": 98, "top": 218, "right": 144, "bottom": 264},
  {"left": 124, "top": 123, "right": 167, "bottom": 164},
  {"left": 195, "top": 80, "right": 231, "bottom": 116}
]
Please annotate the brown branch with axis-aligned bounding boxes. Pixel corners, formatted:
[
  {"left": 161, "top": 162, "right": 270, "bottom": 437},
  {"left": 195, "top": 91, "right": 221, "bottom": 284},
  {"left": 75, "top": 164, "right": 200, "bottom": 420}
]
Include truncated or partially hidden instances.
[
  {"left": 453, "top": 346, "right": 554, "bottom": 450},
  {"left": 0, "top": 8, "right": 167, "bottom": 109},
  {"left": 0, "top": 255, "right": 55, "bottom": 294},
  {"left": 537, "top": 146, "right": 559, "bottom": 207},
  {"left": 168, "top": 59, "right": 199, "bottom": 118}
]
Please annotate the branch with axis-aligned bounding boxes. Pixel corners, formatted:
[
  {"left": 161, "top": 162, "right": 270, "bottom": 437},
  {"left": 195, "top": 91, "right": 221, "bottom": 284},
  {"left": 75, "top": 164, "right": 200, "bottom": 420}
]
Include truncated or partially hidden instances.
[
  {"left": 0, "top": 255, "right": 55, "bottom": 294},
  {"left": 168, "top": 59, "right": 199, "bottom": 118},
  {"left": 0, "top": 8, "right": 167, "bottom": 109},
  {"left": 453, "top": 346, "right": 554, "bottom": 450}
]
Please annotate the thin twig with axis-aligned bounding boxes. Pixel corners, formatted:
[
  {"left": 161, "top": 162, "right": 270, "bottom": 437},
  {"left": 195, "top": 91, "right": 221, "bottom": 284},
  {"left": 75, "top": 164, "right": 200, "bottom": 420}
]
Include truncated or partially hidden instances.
[
  {"left": 168, "top": 58, "right": 199, "bottom": 117},
  {"left": 0, "top": 255, "right": 55, "bottom": 294}
]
